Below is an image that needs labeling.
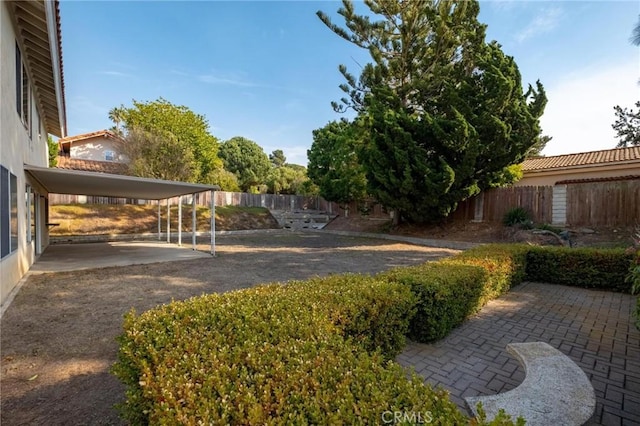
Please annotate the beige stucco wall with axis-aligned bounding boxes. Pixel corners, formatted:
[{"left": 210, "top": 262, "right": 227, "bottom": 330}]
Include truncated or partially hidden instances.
[
  {"left": 516, "top": 163, "right": 640, "bottom": 186},
  {"left": 0, "top": 2, "right": 51, "bottom": 308},
  {"left": 70, "top": 136, "right": 126, "bottom": 162}
]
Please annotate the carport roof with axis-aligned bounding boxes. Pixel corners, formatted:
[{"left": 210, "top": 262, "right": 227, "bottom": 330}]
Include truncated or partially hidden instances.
[{"left": 25, "top": 164, "right": 219, "bottom": 200}]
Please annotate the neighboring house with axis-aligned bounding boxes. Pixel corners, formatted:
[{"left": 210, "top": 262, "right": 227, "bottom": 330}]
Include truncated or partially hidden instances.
[
  {"left": 56, "top": 156, "right": 127, "bottom": 174},
  {"left": 517, "top": 146, "right": 640, "bottom": 186},
  {"left": 58, "top": 129, "right": 126, "bottom": 163},
  {"left": 1, "top": 0, "right": 66, "bottom": 306}
]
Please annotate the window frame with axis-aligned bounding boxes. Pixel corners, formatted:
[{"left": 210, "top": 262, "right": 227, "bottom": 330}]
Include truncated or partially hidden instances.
[{"left": 15, "top": 41, "right": 31, "bottom": 136}]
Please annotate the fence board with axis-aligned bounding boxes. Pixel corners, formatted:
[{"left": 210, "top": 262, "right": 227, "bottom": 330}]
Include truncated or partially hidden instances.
[
  {"left": 566, "top": 180, "right": 640, "bottom": 227},
  {"left": 473, "top": 186, "right": 553, "bottom": 224}
]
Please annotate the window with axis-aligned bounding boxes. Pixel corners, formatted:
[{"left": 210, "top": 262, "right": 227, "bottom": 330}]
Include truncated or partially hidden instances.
[
  {"left": 15, "top": 44, "right": 21, "bottom": 116},
  {"left": 15, "top": 42, "right": 30, "bottom": 134},
  {"left": 1, "top": 166, "right": 18, "bottom": 259},
  {"left": 105, "top": 150, "right": 115, "bottom": 161},
  {"left": 36, "top": 110, "right": 41, "bottom": 141}
]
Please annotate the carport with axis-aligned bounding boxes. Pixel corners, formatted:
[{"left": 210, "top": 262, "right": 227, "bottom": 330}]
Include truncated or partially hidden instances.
[{"left": 24, "top": 164, "right": 220, "bottom": 255}]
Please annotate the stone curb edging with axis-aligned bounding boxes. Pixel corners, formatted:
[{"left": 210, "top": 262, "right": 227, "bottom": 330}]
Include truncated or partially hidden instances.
[{"left": 465, "top": 342, "right": 596, "bottom": 426}]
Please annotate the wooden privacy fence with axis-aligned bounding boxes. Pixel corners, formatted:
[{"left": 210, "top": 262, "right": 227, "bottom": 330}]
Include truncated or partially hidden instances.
[
  {"left": 48, "top": 179, "right": 640, "bottom": 227},
  {"left": 49, "top": 191, "right": 323, "bottom": 211},
  {"left": 565, "top": 180, "right": 640, "bottom": 227},
  {"left": 454, "top": 180, "right": 638, "bottom": 227},
  {"left": 465, "top": 186, "right": 554, "bottom": 224}
]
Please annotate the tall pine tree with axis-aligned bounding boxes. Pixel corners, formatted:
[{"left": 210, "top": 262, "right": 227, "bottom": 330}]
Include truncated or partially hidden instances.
[{"left": 318, "top": 0, "right": 546, "bottom": 223}]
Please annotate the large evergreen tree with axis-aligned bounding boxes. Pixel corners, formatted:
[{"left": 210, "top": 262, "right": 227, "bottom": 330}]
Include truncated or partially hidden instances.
[
  {"left": 612, "top": 101, "right": 640, "bottom": 147},
  {"left": 318, "top": 0, "right": 546, "bottom": 223},
  {"left": 307, "top": 120, "right": 367, "bottom": 206}
]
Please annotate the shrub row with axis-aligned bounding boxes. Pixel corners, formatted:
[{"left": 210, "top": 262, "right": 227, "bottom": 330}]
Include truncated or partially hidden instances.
[
  {"left": 383, "top": 245, "right": 531, "bottom": 343},
  {"left": 113, "top": 276, "right": 487, "bottom": 425},
  {"left": 114, "top": 244, "right": 632, "bottom": 424},
  {"left": 526, "top": 246, "right": 632, "bottom": 292}
]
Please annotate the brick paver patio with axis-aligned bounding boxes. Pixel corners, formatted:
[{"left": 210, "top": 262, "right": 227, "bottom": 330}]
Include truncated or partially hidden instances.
[{"left": 397, "top": 282, "right": 640, "bottom": 426}]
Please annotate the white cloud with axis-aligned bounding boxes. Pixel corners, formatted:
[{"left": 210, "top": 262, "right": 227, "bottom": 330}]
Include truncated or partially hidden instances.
[
  {"left": 283, "top": 145, "right": 310, "bottom": 167},
  {"left": 516, "top": 7, "right": 562, "bottom": 43},
  {"left": 198, "top": 73, "right": 257, "bottom": 88},
  {"left": 540, "top": 60, "right": 639, "bottom": 156},
  {"left": 98, "top": 70, "right": 133, "bottom": 78}
]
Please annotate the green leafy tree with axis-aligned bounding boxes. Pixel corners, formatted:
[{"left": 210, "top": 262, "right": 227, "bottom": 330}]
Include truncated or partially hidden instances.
[
  {"left": 218, "top": 137, "right": 271, "bottom": 192},
  {"left": 47, "top": 136, "right": 58, "bottom": 167},
  {"left": 307, "top": 120, "right": 367, "bottom": 206},
  {"left": 109, "top": 98, "right": 222, "bottom": 183},
  {"left": 269, "top": 150, "right": 287, "bottom": 168},
  {"left": 612, "top": 101, "right": 640, "bottom": 147},
  {"left": 318, "top": 0, "right": 546, "bottom": 223},
  {"left": 122, "top": 127, "right": 197, "bottom": 181},
  {"left": 207, "top": 168, "right": 241, "bottom": 192},
  {"left": 266, "top": 164, "right": 310, "bottom": 195}
]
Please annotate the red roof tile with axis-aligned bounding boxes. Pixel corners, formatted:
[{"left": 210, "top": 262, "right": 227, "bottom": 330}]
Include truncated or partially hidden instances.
[
  {"left": 56, "top": 157, "right": 128, "bottom": 175},
  {"left": 59, "top": 129, "right": 124, "bottom": 144},
  {"left": 522, "top": 146, "right": 640, "bottom": 171}
]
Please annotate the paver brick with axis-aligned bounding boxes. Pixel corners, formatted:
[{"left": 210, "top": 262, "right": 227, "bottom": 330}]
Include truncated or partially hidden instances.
[{"left": 397, "top": 282, "right": 640, "bottom": 425}]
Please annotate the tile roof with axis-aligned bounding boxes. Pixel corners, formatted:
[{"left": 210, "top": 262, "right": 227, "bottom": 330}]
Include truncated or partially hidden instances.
[
  {"left": 522, "top": 146, "right": 640, "bottom": 172},
  {"left": 556, "top": 175, "right": 640, "bottom": 185},
  {"left": 56, "top": 156, "right": 128, "bottom": 175},
  {"left": 59, "top": 129, "right": 124, "bottom": 144}
]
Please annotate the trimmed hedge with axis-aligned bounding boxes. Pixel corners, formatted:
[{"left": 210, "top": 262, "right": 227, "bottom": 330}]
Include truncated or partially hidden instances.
[
  {"left": 114, "top": 243, "right": 631, "bottom": 424},
  {"left": 444, "top": 244, "right": 530, "bottom": 301},
  {"left": 379, "top": 245, "right": 530, "bottom": 343},
  {"left": 113, "top": 275, "right": 496, "bottom": 425},
  {"left": 526, "top": 247, "right": 633, "bottom": 292},
  {"left": 380, "top": 263, "right": 487, "bottom": 342}
]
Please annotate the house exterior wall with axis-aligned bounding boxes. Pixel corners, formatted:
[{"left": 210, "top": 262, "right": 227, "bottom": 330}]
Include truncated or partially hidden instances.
[
  {"left": 0, "top": 2, "right": 51, "bottom": 307},
  {"left": 515, "top": 163, "right": 640, "bottom": 186},
  {"left": 69, "top": 136, "right": 125, "bottom": 162}
]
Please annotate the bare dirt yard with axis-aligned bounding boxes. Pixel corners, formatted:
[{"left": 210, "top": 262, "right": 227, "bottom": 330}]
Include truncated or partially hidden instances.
[
  {"left": 326, "top": 215, "right": 635, "bottom": 248},
  {"left": 1, "top": 231, "right": 458, "bottom": 425}
]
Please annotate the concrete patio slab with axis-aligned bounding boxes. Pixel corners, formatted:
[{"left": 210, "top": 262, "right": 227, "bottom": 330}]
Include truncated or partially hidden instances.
[{"left": 29, "top": 241, "right": 211, "bottom": 274}]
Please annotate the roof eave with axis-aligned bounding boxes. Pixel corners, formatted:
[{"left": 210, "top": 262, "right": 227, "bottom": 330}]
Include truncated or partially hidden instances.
[
  {"left": 10, "top": 0, "right": 66, "bottom": 138},
  {"left": 44, "top": 0, "right": 66, "bottom": 137}
]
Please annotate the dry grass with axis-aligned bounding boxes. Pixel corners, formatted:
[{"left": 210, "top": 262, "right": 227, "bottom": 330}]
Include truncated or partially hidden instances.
[{"left": 49, "top": 204, "right": 278, "bottom": 235}]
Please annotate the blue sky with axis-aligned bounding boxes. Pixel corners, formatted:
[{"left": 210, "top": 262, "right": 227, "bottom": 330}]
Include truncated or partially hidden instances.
[{"left": 60, "top": 1, "right": 639, "bottom": 166}]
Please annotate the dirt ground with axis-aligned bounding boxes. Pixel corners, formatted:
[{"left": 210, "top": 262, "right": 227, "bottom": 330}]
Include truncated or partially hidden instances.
[
  {"left": 326, "top": 215, "right": 636, "bottom": 248},
  {"left": 0, "top": 231, "right": 458, "bottom": 425}
]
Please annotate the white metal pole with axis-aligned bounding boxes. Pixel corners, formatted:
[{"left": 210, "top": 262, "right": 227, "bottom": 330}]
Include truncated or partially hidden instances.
[
  {"left": 178, "top": 195, "right": 183, "bottom": 247},
  {"left": 166, "top": 198, "right": 171, "bottom": 243},
  {"left": 157, "top": 201, "right": 161, "bottom": 240},
  {"left": 210, "top": 190, "right": 215, "bottom": 256},
  {"left": 192, "top": 193, "right": 197, "bottom": 250}
]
